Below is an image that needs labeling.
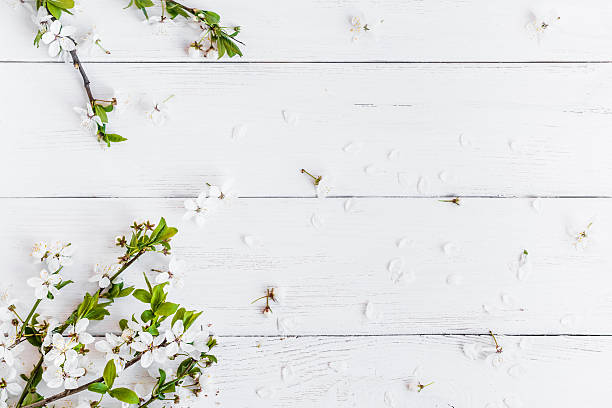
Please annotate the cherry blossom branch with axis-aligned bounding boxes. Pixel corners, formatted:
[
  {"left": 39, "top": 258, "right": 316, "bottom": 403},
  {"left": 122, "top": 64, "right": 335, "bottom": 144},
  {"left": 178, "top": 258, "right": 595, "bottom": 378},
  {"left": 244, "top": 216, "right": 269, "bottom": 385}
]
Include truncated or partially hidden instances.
[
  {"left": 21, "top": 353, "right": 144, "bottom": 408},
  {"left": 68, "top": 49, "right": 94, "bottom": 104}
]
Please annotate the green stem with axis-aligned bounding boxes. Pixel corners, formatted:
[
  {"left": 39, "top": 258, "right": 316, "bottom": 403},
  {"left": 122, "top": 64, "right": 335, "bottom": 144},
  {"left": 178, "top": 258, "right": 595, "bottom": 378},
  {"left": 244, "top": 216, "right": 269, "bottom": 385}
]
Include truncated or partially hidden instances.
[
  {"left": 19, "top": 299, "right": 41, "bottom": 336},
  {"left": 16, "top": 357, "right": 43, "bottom": 408}
]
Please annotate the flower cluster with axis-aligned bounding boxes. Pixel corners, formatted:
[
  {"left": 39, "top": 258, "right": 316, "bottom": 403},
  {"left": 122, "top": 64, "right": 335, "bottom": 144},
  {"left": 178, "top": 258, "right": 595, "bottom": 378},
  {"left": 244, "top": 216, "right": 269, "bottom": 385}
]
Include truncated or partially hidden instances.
[
  {"left": 17, "top": 0, "right": 245, "bottom": 146},
  {"left": 0, "top": 217, "right": 218, "bottom": 408},
  {"left": 183, "top": 180, "right": 237, "bottom": 227},
  {"left": 125, "top": 0, "right": 244, "bottom": 58}
]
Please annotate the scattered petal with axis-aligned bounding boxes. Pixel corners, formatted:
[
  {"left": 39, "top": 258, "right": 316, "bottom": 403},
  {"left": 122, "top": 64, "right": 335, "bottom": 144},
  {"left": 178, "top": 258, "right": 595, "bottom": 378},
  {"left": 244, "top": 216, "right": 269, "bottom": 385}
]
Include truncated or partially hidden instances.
[
  {"left": 364, "top": 301, "right": 379, "bottom": 321},
  {"left": 459, "top": 134, "right": 472, "bottom": 148},
  {"left": 531, "top": 198, "right": 542, "bottom": 213},
  {"left": 383, "top": 391, "right": 396, "bottom": 408},
  {"left": 508, "top": 140, "right": 523, "bottom": 152},
  {"left": 387, "top": 258, "right": 403, "bottom": 275},
  {"left": 487, "top": 353, "right": 504, "bottom": 368},
  {"left": 560, "top": 314, "right": 577, "bottom": 327},
  {"left": 282, "top": 110, "right": 299, "bottom": 126},
  {"left": 256, "top": 386, "right": 275, "bottom": 399},
  {"left": 482, "top": 304, "right": 495, "bottom": 314},
  {"left": 387, "top": 149, "right": 400, "bottom": 161},
  {"left": 500, "top": 292, "right": 517, "bottom": 307},
  {"left": 438, "top": 170, "right": 449, "bottom": 183},
  {"left": 416, "top": 177, "right": 428, "bottom": 193},
  {"left": 343, "top": 142, "right": 363, "bottom": 153},
  {"left": 391, "top": 268, "right": 415, "bottom": 285},
  {"left": 232, "top": 124, "right": 248, "bottom": 141},
  {"left": 503, "top": 395, "right": 524, "bottom": 408},
  {"left": 396, "top": 237, "right": 412, "bottom": 248},
  {"left": 364, "top": 164, "right": 386, "bottom": 175},
  {"left": 446, "top": 273, "right": 463, "bottom": 286},
  {"left": 310, "top": 213, "right": 325, "bottom": 230},
  {"left": 281, "top": 365, "right": 294, "bottom": 382},
  {"left": 442, "top": 242, "right": 459, "bottom": 256},
  {"left": 241, "top": 235, "right": 260, "bottom": 248},
  {"left": 507, "top": 364, "right": 526, "bottom": 378},
  {"left": 344, "top": 198, "right": 356, "bottom": 213}
]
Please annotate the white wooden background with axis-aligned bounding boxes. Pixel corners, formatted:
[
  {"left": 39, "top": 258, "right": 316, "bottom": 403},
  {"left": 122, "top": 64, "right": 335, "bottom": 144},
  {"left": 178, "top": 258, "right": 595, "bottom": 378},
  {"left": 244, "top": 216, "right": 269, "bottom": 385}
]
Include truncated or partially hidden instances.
[{"left": 2, "top": 0, "right": 612, "bottom": 406}]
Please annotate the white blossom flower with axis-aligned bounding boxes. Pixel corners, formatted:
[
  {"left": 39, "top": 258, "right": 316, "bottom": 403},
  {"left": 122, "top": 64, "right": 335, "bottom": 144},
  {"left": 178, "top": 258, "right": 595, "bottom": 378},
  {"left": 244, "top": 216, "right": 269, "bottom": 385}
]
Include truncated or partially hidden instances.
[
  {"left": 44, "top": 333, "right": 77, "bottom": 366},
  {"left": 207, "top": 179, "right": 238, "bottom": 204},
  {"left": 41, "top": 318, "right": 60, "bottom": 347},
  {"left": 155, "top": 257, "right": 186, "bottom": 290},
  {"left": 95, "top": 333, "right": 130, "bottom": 372},
  {"left": 43, "top": 358, "right": 85, "bottom": 389},
  {"left": 187, "top": 38, "right": 217, "bottom": 59},
  {"left": 89, "top": 263, "right": 120, "bottom": 289},
  {"left": 41, "top": 20, "right": 77, "bottom": 57},
  {"left": 31, "top": 242, "right": 49, "bottom": 262},
  {"left": 27, "top": 269, "right": 61, "bottom": 299},
  {"left": 67, "top": 318, "right": 94, "bottom": 346},
  {"left": 183, "top": 191, "right": 217, "bottom": 227},
  {"left": 46, "top": 241, "right": 74, "bottom": 271},
  {"left": 112, "top": 89, "right": 132, "bottom": 114},
  {"left": 147, "top": 98, "right": 171, "bottom": 126},
  {"left": 80, "top": 28, "right": 109, "bottom": 56},
  {"left": 316, "top": 175, "right": 334, "bottom": 198},
  {"left": 0, "top": 364, "right": 21, "bottom": 407},
  {"left": 0, "top": 340, "right": 18, "bottom": 367},
  {"left": 131, "top": 332, "right": 166, "bottom": 368},
  {"left": 121, "top": 320, "right": 141, "bottom": 344},
  {"left": 31, "top": 7, "right": 52, "bottom": 30},
  {"left": 262, "top": 307, "right": 273, "bottom": 318},
  {"left": 348, "top": 13, "right": 383, "bottom": 41},
  {"left": 74, "top": 104, "right": 102, "bottom": 136},
  {"left": 0, "top": 287, "right": 16, "bottom": 323},
  {"left": 164, "top": 320, "right": 196, "bottom": 357}
]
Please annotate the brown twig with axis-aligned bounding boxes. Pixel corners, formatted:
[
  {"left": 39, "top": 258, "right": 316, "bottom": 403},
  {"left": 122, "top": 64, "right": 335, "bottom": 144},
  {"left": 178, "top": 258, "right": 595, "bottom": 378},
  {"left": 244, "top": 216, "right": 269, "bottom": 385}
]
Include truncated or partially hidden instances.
[
  {"left": 21, "top": 354, "right": 144, "bottom": 408},
  {"left": 68, "top": 49, "right": 94, "bottom": 104}
]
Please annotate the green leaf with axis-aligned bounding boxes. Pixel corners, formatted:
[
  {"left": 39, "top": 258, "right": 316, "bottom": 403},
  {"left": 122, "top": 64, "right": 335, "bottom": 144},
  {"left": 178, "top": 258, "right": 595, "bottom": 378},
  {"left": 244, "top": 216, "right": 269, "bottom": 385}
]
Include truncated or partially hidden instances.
[
  {"left": 133, "top": 289, "right": 151, "bottom": 304},
  {"left": 172, "top": 307, "right": 185, "bottom": 327},
  {"left": 119, "top": 319, "right": 128, "bottom": 331},
  {"left": 24, "top": 327, "right": 42, "bottom": 347},
  {"left": 88, "top": 382, "right": 109, "bottom": 394},
  {"left": 48, "top": 0, "right": 74, "bottom": 9},
  {"left": 94, "top": 104, "right": 108, "bottom": 123},
  {"left": 105, "top": 134, "right": 127, "bottom": 143},
  {"left": 141, "top": 309, "right": 154, "bottom": 322},
  {"left": 46, "top": 2, "right": 62, "bottom": 18},
  {"left": 203, "top": 11, "right": 220, "bottom": 25},
  {"left": 103, "top": 360, "right": 117, "bottom": 388},
  {"left": 22, "top": 392, "right": 43, "bottom": 406},
  {"left": 118, "top": 286, "right": 135, "bottom": 298},
  {"left": 109, "top": 388, "right": 140, "bottom": 404},
  {"left": 156, "top": 302, "right": 179, "bottom": 317},
  {"left": 157, "top": 227, "right": 178, "bottom": 242}
]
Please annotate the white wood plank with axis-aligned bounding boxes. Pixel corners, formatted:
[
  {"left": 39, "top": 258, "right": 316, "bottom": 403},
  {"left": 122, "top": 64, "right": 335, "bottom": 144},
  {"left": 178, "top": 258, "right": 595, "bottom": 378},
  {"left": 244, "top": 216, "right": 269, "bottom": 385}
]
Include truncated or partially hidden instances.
[
  {"left": 16, "top": 335, "right": 612, "bottom": 407},
  {"left": 3, "top": 197, "right": 611, "bottom": 335},
  {"left": 3, "top": 63, "right": 612, "bottom": 197},
  {"left": 3, "top": 0, "right": 612, "bottom": 62}
]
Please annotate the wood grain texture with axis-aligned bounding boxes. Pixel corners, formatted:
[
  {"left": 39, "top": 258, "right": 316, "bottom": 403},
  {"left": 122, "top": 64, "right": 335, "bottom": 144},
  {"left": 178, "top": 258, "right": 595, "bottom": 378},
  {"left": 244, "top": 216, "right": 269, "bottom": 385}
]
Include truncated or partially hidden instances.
[
  {"left": 3, "top": 0, "right": 612, "bottom": 62},
  {"left": 3, "top": 63, "right": 612, "bottom": 197},
  {"left": 17, "top": 335, "right": 612, "bottom": 407},
  {"left": 3, "top": 197, "right": 610, "bottom": 335}
]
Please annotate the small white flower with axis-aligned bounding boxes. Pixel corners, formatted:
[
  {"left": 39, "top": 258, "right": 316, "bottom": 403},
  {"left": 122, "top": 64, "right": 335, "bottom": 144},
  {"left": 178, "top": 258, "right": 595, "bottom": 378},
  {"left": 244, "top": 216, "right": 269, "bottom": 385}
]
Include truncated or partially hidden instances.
[
  {"left": 155, "top": 257, "right": 186, "bottom": 290},
  {"left": 74, "top": 104, "right": 102, "bottom": 136},
  {"left": 262, "top": 307, "right": 274, "bottom": 318},
  {"left": 183, "top": 191, "right": 218, "bottom": 227},
  {"left": 147, "top": 98, "right": 171, "bottom": 126},
  {"left": 31, "top": 242, "right": 49, "bottom": 262},
  {"left": 0, "top": 288, "right": 16, "bottom": 322},
  {"left": 131, "top": 332, "right": 166, "bottom": 368},
  {"left": 269, "top": 287, "right": 285, "bottom": 304},
  {"left": 316, "top": 175, "right": 334, "bottom": 198},
  {"left": 207, "top": 179, "right": 238, "bottom": 204},
  {"left": 406, "top": 376, "right": 432, "bottom": 392},
  {"left": 187, "top": 37, "right": 217, "bottom": 59},
  {"left": 41, "top": 318, "right": 60, "bottom": 347},
  {"left": 44, "top": 333, "right": 78, "bottom": 367},
  {"left": 67, "top": 318, "right": 94, "bottom": 346},
  {"left": 46, "top": 241, "right": 74, "bottom": 271},
  {"left": 89, "top": 263, "right": 120, "bottom": 289},
  {"left": 112, "top": 90, "right": 132, "bottom": 114},
  {"left": 349, "top": 14, "right": 383, "bottom": 41},
  {"left": 0, "top": 365, "right": 21, "bottom": 400},
  {"left": 121, "top": 320, "right": 141, "bottom": 344},
  {"left": 164, "top": 320, "right": 196, "bottom": 357},
  {"left": 43, "top": 358, "right": 85, "bottom": 389},
  {"left": 27, "top": 269, "right": 61, "bottom": 299},
  {"left": 95, "top": 333, "right": 130, "bottom": 372},
  {"left": 41, "top": 20, "right": 77, "bottom": 57},
  {"left": 80, "top": 28, "right": 109, "bottom": 56}
]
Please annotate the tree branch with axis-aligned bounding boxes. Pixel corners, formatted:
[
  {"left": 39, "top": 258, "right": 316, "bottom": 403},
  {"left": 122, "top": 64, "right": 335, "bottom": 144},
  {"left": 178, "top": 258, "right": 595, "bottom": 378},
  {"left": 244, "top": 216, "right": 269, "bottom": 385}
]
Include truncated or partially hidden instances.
[
  {"left": 21, "top": 354, "right": 144, "bottom": 408},
  {"left": 68, "top": 49, "right": 94, "bottom": 104}
]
